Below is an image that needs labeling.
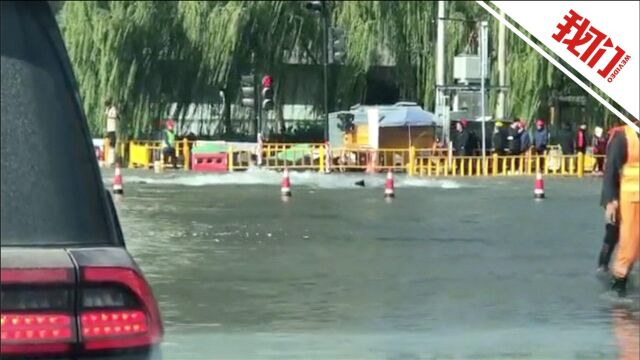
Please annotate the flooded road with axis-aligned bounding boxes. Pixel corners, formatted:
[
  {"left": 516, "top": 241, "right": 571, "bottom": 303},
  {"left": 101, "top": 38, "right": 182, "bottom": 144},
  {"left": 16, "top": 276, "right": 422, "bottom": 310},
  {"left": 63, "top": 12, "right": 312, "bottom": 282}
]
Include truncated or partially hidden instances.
[{"left": 107, "top": 169, "right": 639, "bottom": 359}]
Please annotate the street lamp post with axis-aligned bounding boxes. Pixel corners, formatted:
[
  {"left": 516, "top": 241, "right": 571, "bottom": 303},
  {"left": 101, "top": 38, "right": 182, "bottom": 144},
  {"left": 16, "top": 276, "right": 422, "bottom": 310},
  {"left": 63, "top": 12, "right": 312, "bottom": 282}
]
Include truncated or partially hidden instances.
[
  {"left": 480, "top": 21, "right": 488, "bottom": 174},
  {"left": 322, "top": 8, "right": 329, "bottom": 143},
  {"left": 306, "top": 1, "right": 330, "bottom": 143}
]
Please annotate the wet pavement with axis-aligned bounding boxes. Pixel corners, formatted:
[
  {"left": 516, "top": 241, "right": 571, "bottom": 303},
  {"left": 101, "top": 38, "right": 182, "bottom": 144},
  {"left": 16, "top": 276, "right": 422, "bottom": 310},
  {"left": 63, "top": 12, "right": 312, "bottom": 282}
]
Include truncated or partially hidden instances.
[{"left": 106, "top": 169, "right": 639, "bottom": 359}]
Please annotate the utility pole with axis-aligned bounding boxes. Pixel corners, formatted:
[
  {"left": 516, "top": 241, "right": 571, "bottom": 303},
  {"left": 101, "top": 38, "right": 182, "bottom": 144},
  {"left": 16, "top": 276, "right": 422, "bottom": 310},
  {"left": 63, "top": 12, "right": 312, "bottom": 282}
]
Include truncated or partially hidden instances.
[
  {"left": 496, "top": 11, "right": 506, "bottom": 120},
  {"left": 252, "top": 52, "right": 261, "bottom": 137},
  {"left": 480, "top": 21, "right": 488, "bottom": 173},
  {"left": 436, "top": 1, "right": 447, "bottom": 143},
  {"left": 305, "top": 1, "right": 330, "bottom": 143},
  {"left": 240, "top": 52, "right": 259, "bottom": 137},
  {"left": 322, "top": 4, "right": 330, "bottom": 143}
]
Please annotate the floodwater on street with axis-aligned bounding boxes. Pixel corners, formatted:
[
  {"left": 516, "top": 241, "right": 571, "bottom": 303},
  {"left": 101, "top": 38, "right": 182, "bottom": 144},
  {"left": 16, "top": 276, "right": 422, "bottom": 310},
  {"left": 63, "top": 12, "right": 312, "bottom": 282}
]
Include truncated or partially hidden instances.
[{"left": 104, "top": 169, "right": 639, "bottom": 360}]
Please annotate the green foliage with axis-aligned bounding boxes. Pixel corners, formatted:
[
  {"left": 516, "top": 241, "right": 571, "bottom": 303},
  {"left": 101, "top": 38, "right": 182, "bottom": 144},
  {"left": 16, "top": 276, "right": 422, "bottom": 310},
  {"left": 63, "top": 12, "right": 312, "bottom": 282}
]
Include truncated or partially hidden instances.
[{"left": 59, "top": 1, "right": 611, "bottom": 139}]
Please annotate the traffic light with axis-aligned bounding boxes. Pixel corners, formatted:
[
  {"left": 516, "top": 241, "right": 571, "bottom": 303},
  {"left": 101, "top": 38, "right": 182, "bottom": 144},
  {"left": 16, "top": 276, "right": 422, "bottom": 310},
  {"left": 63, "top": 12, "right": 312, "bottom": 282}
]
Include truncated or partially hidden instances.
[
  {"left": 261, "top": 74, "right": 274, "bottom": 112},
  {"left": 337, "top": 112, "right": 355, "bottom": 132},
  {"left": 331, "top": 28, "right": 346, "bottom": 64},
  {"left": 240, "top": 74, "right": 255, "bottom": 108}
]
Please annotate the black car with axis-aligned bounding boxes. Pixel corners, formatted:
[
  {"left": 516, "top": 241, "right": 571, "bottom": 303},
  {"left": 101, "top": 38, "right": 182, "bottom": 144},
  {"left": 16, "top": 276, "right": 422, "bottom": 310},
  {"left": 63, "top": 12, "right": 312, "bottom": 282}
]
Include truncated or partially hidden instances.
[{"left": 1, "top": 1, "right": 163, "bottom": 358}]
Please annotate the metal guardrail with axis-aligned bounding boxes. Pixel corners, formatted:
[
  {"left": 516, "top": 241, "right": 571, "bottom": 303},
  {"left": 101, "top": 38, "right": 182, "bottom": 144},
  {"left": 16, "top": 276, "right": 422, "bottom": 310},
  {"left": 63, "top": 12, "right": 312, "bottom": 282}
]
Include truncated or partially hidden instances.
[{"left": 100, "top": 139, "right": 604, "bottom": 177}]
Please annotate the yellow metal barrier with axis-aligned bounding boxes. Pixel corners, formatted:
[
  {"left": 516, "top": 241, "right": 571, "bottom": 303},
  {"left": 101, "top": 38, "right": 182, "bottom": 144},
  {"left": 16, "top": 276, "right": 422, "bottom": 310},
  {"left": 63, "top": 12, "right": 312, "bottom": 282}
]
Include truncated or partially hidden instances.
[
  {"left": 118, "top": 139, "right": 599, "bottom": 178},
  {"left": 127, "top": 140, "right": 194, "bottom": 169},
  {"left": 128, "top": 141, "right": 151, "bottom": 169},
  {"left": 227, "top": 146, "right": 234, "bottom": 172},
  {"left": 182, "top": 138, "right": 190, "bottom": 171},
  {"left": 319, "top": 146, "right": 326, "bottom": 173}
]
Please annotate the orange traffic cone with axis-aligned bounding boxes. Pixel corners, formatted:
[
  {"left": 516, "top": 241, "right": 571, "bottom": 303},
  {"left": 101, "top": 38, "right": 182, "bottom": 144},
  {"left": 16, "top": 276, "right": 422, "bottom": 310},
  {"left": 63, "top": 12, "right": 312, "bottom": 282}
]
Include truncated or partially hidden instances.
[
  {"left": 534, "top": 172, "right": 545, "bottom": 199},
  {"left": 384, "top": 170, "right": 395, "bottom": 198},
  {"left": 281, "top": 168, "right": 291, "bottom": 197},
  {"left": 113, "top": 163, "right": 123, "bottom": 195}
]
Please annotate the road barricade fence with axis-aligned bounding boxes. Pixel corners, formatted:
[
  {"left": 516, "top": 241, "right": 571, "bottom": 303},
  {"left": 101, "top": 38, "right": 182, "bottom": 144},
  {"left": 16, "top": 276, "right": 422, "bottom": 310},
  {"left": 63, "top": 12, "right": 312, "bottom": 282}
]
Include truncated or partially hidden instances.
[{"left": 99, "top": 139, "right": 604, "bottom": 178}]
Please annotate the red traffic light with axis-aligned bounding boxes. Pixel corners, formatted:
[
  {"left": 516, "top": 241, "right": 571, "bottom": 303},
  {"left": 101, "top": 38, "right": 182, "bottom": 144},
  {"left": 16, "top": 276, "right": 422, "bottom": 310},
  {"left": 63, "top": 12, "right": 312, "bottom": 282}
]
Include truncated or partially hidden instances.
[{"left": 262, "top": 75, "right": 273, "bottom": 88}]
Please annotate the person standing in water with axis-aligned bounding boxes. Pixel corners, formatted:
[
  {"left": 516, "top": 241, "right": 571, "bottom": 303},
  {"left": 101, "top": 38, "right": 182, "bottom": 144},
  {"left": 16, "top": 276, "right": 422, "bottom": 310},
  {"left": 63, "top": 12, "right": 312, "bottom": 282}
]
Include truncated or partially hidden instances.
[
  {"left": 162, "top": 119, "right": 177, "bottom": 169},
  {"left": 602, "top": 117, "right": 640, "bottom": 297},
  {"left": 104, "top": 99, "right": 119, "bottom": 166},
  {"left": 596, "top": 124, "right": 626, "bottom": 273}
]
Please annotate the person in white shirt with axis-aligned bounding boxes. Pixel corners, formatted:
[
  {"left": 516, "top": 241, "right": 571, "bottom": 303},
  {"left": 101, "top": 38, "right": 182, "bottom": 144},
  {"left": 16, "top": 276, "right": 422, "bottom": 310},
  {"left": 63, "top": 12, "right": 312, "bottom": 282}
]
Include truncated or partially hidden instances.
[{"left": 104, "top": 99, "right": 118, "bottom": 165}]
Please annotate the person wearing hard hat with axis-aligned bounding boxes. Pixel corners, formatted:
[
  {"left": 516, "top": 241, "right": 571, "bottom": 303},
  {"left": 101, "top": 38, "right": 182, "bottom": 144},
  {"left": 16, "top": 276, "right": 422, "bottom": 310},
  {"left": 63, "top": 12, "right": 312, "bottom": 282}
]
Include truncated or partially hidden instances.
[
  {"left": 532, "top": 119, "right": 549, "bottom": 155},
  {"left": 507, "top": 120, "right": 522, "bottom": 156},
  {"left": 532, "top": 119, "right": 549, "bottom": 171},
  {"left": 454, "top": 119, "right": 475, "bottom": 156},
  {"left": 162, "top": 119, "right": 177, "bottom": 169},
  {"left": 602, "top": 116, "right": 640, "bottom": 297}
]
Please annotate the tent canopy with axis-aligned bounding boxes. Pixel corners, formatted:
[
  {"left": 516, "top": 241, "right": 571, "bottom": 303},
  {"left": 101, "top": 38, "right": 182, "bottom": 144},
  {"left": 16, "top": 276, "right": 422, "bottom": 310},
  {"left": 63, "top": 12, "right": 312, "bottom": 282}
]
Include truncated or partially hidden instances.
[
  {"left": 337, "top": 104, "right": 436, "bottom": 128},
  {"left": 378, "top": 107, "right": 435, "bottom": 127}
]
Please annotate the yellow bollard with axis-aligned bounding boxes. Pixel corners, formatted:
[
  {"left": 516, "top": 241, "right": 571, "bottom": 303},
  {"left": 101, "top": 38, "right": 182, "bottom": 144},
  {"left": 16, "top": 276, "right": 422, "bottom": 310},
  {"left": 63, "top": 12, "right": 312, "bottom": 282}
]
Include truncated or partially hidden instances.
[
  {"left": 128, "top": 141, "right": 134, "bottom": 168},
  {"left": 408, "top": 146, "right": 416, "bottom": 177},
  {"left": 501, "top": 156, "right": 507, "bottom": 175},
  {"left": 577, "top": 152, "right": 584, "bottom": 178},
  {"left": 443, "top": 158, "right": 448, "bottom": 176},
  {"left": 545, "top": 154, "right": 550, "bottom": 175},
  {"left": 527, "top": 153, "right": 533, "bottom": 175},
  {"left": 535, "top": 155, "right": 541, "bottom": 175},
  {"left": 182, "top": 138, "right": 189, "bottom": 171},
  {"left": 492, "top": 153, "right": 498, "bottom": 177},
  {"left": 319, "top": 145, "right": 326, "bottom": 173},
  {"left": 104, "top": 137, "right": 110, "bottom": 166},
  {"left": 119, "top": 141, "right": 125, "bottom": 165},
  {"left": 510, "top": 157, "right": 516, "bottom": 175},
  {"left": 451, "top": 157, "right": 457, "bottom": 176},
  {"left": 228, "top": 146, "right": 234, "bottom": 172}
]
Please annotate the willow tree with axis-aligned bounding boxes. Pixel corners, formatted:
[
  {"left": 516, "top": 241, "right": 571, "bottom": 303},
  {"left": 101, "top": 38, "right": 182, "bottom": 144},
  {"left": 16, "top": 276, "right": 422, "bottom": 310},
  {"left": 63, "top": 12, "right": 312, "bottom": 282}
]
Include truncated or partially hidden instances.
[
  {"left": 62, "top": 1, "right": 189, "bottom": 138},
  {"left": 61, "top": 0, "right": 613, "bottom": 139}
]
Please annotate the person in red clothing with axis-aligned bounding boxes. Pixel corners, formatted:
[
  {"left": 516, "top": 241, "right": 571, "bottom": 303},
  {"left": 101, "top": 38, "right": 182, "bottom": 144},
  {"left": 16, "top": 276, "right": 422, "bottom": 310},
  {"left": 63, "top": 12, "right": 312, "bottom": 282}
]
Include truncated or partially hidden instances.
[{"left": 576, "top": 124, "right": 588, "bottom": 154}]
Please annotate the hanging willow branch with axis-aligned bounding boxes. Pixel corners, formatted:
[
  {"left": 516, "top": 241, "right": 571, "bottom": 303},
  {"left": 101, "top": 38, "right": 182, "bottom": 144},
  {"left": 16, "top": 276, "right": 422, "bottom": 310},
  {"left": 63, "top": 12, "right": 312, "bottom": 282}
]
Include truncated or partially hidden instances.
[{"left": 60, "top": 0, "right": 612, "bottom": 138}]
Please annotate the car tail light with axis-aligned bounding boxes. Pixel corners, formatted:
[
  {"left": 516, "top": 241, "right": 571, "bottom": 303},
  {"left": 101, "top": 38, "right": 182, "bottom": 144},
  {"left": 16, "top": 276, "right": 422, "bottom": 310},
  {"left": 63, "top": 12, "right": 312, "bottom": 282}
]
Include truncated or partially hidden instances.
[
  {"left": 81, "top": 310, "right": 148, "bottom": 338},
  {"left": 1, "top": 313, "right": 73, "bottom": 342},
  {"left": 1, "top": 268, "right": 75, "bottom": 356},
  {"left": 79, "top": 267, "right": 163, "bottom": 351}
]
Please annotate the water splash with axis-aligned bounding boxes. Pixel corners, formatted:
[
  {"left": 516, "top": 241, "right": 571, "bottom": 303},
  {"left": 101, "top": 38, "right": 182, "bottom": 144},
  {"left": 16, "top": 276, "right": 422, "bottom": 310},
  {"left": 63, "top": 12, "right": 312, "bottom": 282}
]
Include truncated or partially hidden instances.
[{"left": 108, "top": 167, "right": 466, "bottom": 189}]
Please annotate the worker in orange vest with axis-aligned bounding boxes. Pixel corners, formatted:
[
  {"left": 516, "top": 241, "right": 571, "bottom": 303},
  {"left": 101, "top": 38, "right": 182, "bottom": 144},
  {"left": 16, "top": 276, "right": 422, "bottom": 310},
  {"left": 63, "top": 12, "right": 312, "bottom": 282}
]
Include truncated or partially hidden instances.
[
  {"left": 602, "top": 117, "right": 640, "bottom": 297},
  {"left": 596, "top": 123, "right": 628, "bottom": 272}
]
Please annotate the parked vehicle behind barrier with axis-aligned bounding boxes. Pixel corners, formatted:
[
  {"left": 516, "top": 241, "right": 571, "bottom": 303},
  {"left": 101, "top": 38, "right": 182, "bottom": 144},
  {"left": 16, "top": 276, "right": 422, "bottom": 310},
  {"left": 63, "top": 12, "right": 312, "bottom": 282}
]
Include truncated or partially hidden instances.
[{"left": 0, "top": 2, "right": 163, "bottom": 359}]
